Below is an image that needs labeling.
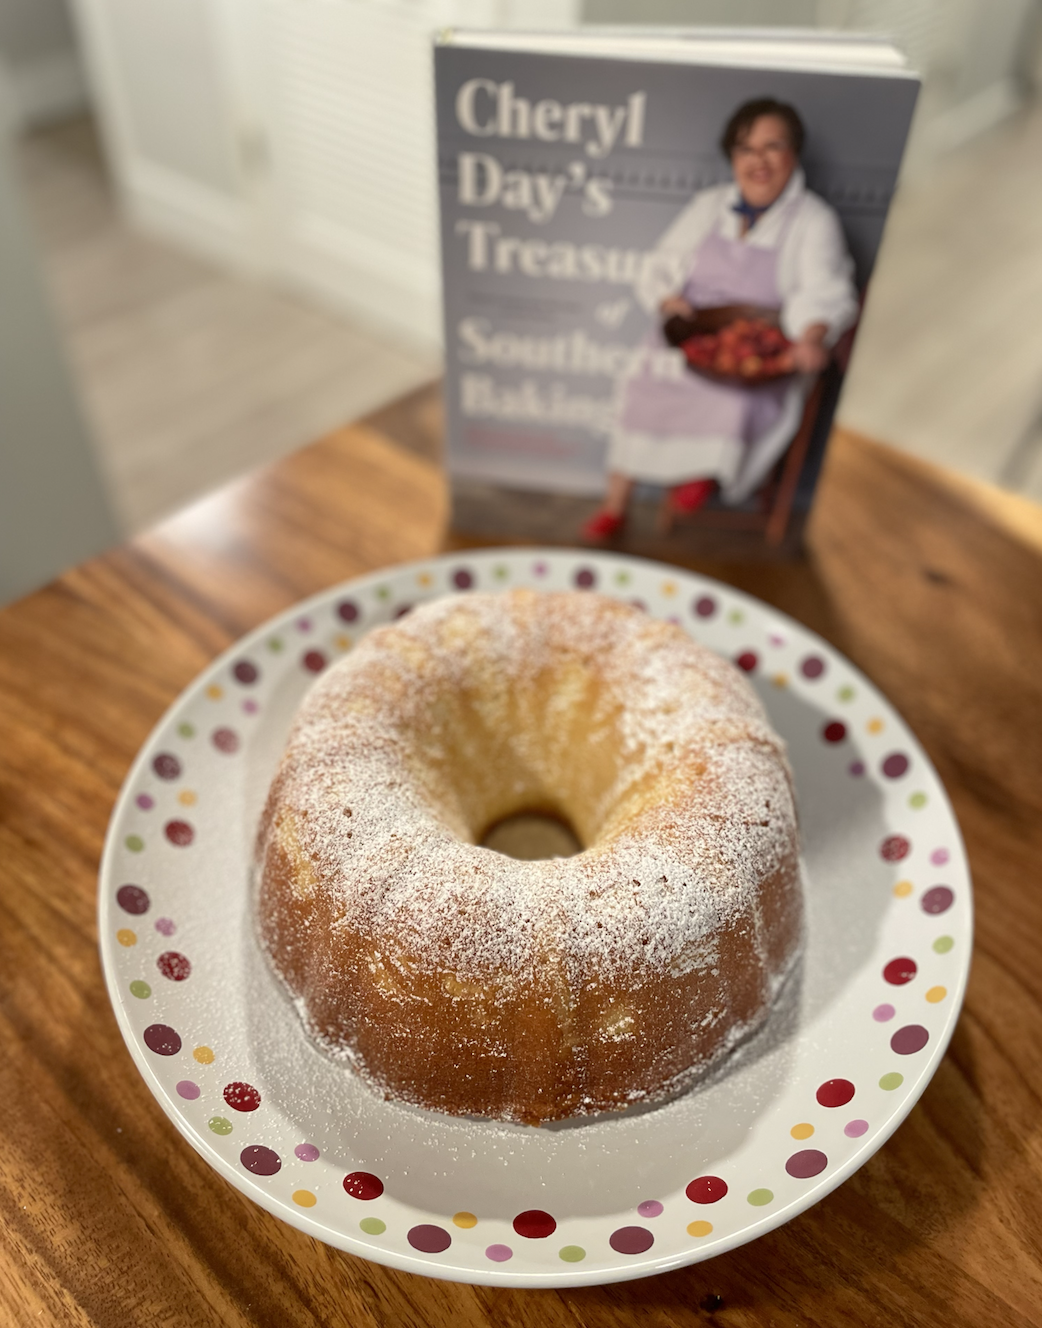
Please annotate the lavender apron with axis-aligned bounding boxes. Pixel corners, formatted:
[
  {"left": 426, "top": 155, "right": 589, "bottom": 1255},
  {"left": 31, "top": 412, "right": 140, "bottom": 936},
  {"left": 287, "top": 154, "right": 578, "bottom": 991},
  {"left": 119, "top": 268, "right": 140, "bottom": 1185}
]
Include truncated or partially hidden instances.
[{"left": 609, "top": 205, "right": 799, "bottom": 490}]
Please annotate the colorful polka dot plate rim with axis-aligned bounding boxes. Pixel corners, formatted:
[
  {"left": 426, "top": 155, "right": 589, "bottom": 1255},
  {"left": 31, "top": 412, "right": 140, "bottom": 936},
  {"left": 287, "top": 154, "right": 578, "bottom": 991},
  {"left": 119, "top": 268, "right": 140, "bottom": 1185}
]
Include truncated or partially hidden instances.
[{"left": 98, "top": 549, "right": 972, "bottom": 1288}]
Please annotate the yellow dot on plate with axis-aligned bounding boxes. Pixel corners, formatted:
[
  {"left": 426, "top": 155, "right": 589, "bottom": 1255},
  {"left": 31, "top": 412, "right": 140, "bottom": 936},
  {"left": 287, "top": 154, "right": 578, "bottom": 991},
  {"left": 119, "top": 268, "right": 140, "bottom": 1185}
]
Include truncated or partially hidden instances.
[
  {"left": 687, "top": 1220, "right": 713, "bottom": 1238},
  {"left": 453, "top": 1211, "right": 478, "bottom": 1229},
  {"left": 867, "top": 717, "right": 884, "bottom": 734},
  {"left": 178, "top": 789, "right": 197, "bottom": 807},
  {"left": 193, "top": 1045, "right": 215, "bottom": 1064},
  {"left": 334, "top": 634, "right": 350, "bottom": 651},
  {"left": 661, "top": 581, "right": 677, "bottom": 597},
  {"left": 416, "top": 572, "right": 433, "bottom": 587},
  {"left": 893, "top": 880, "right": 913, "bottom": 898},
  {"left": 293, "top": 1190, "right": 317, "bottom": 1208},
  {"left": 790, "top": 1122, "right": 814, "bottom": 1140},
  {"left": 116, "top": 929, "right": 136, "bottom": 947},
  {"left": 926, "top": 986, "right": 947, "bottom": 1003},
  {"left": 772, "top": 673, "right": 788, "bottom": 688},
  {"left": 207, "top": 684, "right": 223, "bottom": 700}
]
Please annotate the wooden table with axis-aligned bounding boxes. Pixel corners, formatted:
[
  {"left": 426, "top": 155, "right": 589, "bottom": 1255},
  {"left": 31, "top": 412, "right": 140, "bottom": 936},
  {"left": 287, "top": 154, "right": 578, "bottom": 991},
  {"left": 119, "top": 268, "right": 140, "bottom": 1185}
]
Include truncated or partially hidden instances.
[{"left": 3, "top": 387, "right": 1041, "bottom": 1328}]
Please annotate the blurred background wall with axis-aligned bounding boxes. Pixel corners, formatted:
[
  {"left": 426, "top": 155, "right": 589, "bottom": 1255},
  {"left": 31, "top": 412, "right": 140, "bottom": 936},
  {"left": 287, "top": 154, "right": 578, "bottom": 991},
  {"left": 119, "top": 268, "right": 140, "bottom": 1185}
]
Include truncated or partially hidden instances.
[{"left": 2, "top": 0, "right": 1041, "bottom": 603}]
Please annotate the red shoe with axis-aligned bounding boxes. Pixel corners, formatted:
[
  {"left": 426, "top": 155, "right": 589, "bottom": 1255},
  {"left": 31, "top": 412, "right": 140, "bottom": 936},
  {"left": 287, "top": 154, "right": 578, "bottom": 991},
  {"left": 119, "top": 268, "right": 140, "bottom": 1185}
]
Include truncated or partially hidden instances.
[
  {"left": 670, "top": 479, "right": 716, "bottom": 513},
  {"left": 581, "top": 509, "right": 626, "bottom": 541}
]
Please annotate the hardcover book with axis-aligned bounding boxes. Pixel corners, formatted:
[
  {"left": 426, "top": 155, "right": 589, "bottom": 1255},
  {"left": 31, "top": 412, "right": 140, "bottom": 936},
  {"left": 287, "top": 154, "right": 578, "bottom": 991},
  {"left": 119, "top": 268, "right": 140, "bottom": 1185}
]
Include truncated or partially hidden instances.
[{"left": 434, "top": 28, "right": 920, "bottom": 559}]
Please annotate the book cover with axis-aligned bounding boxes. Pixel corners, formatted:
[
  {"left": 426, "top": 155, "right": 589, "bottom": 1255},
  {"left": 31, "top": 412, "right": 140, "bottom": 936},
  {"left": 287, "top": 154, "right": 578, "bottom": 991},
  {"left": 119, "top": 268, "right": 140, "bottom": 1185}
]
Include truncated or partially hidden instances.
[{"left": 434, "top": 33, "right": 919, "bottom": 560}]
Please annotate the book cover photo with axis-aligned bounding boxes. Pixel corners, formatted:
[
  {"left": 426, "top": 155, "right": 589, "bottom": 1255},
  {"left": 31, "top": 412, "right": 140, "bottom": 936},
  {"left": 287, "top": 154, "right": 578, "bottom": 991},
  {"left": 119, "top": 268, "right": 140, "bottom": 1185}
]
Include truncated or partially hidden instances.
[{"left": 434, "top": 31, "right": 920, "bottom": 560}]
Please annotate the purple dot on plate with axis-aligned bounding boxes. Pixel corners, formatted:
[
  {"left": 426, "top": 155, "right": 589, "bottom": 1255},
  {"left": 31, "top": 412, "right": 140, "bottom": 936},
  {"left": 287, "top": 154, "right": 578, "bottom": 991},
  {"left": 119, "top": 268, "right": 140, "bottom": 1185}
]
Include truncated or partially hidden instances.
[
  {"left": 408, "top": 1224, "right": 451, "bottom": 1254},
  {"left": 143, "top": 1024, "right": 181, "bottom": 1056},
  {"left": 135, "top": 793, "right": 154, "bottom": 811},
  {"left": 485, "top": 1244, "right": 513, "bottom": 1262},
  {"left": 693, "top": 595, "right": 717, "bottom": 618},
  {"left": 533, "top": 561, "right": 548, "bottom": 577},
  {"left": 848, "top": 760, "right": 865, "bottom": 777},
  {"left": 845, "top": 1119, "right": 869, "bottom": 1138},
  {"left": 637, "top": 1200, "right": 663, "bottom": 1218},
  {"left": 242, "top": 699, "right": 258, "bottom": 715},
  {"left": 800, "top": 656, "right": 826, "bottom": 679},
  {"left": 176, "top": 1080, "right": 200, "bottom": 1100},
  {"left": 240, "top": 1146, "right": 281, "bottom": 1176},
  {"left": 155, "top": 917, "right": 175, "bottom": 937},
  {"left": 609, "top": 1226, "right": 654, "bottom": 1255},
  {"left": 891, "top": 1024, "right": 929, "bottom": 1055},
  {"left": 294, "top": 1143, "right": 320, "bottom": 1163},
  {"left": 212, "top": 727, "right": 239, "bottom": 753},
  {"left": 882, "top": 752, "right": 910, "bottom": 779},
  {"left": 233, "top": 660, "right": 258, "bottom": 685},
  {"left": 785, "top": 1149, "right": 828, "bottom": 1179},
  {"left": 574, "top": 567, "right": 597, "bottom": 589},
  {"left": 930, "top": 848, "right": 950, "bottom": 866},
  {"left": 153, "top": 753, "right": 181, "bottom": 781},
  {"left": 873, "top": 1003, "right": 895, "bottom": 1022},
  {"left": 302, "top": 649, "right": 326, "bottom": 673},
  {"left": 921, "top": 886, "right": 954, "bottom": 915},
  {"left": 337, "top": 600, "right": 360, "bottom": 623},
  {"left": 117, "top": 884, "right": 150, "bottom": 915},
  {"left": 452, "top": 568, "right": 474, "bottom": 590},
  {"left": 736, "top": 651, "right": 758, "bottom": 673}
]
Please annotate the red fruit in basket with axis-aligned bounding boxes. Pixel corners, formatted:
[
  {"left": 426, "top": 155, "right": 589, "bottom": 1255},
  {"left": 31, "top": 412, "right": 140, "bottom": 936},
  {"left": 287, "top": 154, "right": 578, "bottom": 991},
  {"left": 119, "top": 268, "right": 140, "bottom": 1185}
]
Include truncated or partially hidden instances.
[{"left": 715, "top": 351, "right": 738, "bottom": 374}]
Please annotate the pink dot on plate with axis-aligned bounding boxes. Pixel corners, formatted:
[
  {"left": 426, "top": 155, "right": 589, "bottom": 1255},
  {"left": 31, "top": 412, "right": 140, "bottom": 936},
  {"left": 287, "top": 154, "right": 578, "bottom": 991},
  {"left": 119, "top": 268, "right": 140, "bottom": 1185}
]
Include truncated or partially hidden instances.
[
  {"left": 845, "top": 1119, "right": 869, "bottom": 1138},
  {"left": 883, "top": 956, "right": 917, "bottom": 986},
  {"left": 930, "top": 848, "right": 950, "bottom": 866},
  {"left": 176, "top": 1080, "right": 200, "bottom": 1100},
  {"left": 485, "top": 1244, "right": 513, "bottom": 1262},
  {"left": 637, "top": 1200, "right": 663, "bottom": 1218},
  {"left": 136, "top": 794, "right": 154, "bottom": 811},
  {"left": 848, "top": 761, "right": 865, "bottom": 777},
  {"left": 513, "top": 1209, "right": 556, "bottom": 1239},
  {"left": 242, "top": 699, "right": 258, "bottom": 715},
  {"left": 873, "top": 1003, "right": 895, "bottom": 1022},
  {"left": 296, "top": 617, "right": 312, "bottom": 632},
  {"left": 155, "top": 918, "right": 175, "bottom": 936},
  {"left": 533, "top": 561, "right": 548, "bottom": 577},
  {"left": 295, "top": 1143, "right": 320, "bottom": 1162},
  {"left": 408, "top": 1224, "right": 451, "bottom": 1254}
]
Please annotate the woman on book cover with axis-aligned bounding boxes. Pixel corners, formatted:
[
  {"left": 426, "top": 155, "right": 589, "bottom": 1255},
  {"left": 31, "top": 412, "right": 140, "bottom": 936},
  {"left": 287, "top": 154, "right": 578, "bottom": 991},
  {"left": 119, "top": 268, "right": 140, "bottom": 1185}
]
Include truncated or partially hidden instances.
[{"left": 583, "top": 97, "right": 858, "bottom": 540}]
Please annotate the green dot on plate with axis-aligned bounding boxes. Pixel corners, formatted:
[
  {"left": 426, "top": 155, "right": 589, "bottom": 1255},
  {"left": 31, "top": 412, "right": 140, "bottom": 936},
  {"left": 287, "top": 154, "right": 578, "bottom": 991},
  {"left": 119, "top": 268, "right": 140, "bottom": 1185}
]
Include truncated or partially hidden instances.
[
  {"left": 177, "top": 722, "right": 195, "bottom": 738},
  {"left": 747, "top": 1188, "right": 773, "bottom": 1206},
  {"left": 208, "top": 1116, "right": 233, "bottom": 1135},
  {"left": 360, "top": 1217, "right": 386, "bottom": 1236},
  {"left": 376, "top": 586, "right": 390, "bottom": 600},
  {"left": 837, "top": 685, "right": 856, "bottom": 702},
  {"left": 559, "top": 1245, "right": 586, "bottom": 1262},
  {"left": 613, "top": 570, "right": 631, "bottom": 586},
  {"left": 493, "top": 565, "right": 509, "bottom": 580},
  {"left": 267, "top": 637, "right": 283, "bottom": 652},
  {"left": 125, "top": 835, "right": 144, "bottom": 853},
  {"left": 728, "top": 609, "right": 744, "bottom": 624},
  {"left": 129, "top": 980, "right": 151, "bottom": 999},
  {"left": 879, "top": 1072, "right": 904, "bottom": 1091},
  {"left": 909, "top": 792, "right": 928, "bottom": 809},
  {"left": 933, "top": 935, "right": 954, "bottom": 954}
]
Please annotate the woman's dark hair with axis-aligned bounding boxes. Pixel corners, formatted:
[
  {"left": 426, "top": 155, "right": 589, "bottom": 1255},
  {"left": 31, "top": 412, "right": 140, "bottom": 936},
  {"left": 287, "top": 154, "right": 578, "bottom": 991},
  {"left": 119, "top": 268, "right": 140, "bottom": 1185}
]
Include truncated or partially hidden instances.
[{"left": 721, "top": 98, "right": 805, "bottom": 158}]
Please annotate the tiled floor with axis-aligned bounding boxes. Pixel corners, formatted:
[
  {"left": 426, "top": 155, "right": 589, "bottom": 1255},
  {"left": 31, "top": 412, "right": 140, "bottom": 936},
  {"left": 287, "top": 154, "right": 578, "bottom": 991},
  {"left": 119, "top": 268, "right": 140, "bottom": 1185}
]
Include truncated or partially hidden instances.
[{"left": 15, "top": 102, "right": 1042, "bottom": 533}]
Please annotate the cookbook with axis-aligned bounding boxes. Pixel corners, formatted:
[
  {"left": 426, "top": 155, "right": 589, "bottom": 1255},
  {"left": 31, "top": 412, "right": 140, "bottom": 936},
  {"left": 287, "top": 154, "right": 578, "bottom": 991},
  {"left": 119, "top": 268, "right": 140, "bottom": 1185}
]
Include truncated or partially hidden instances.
[{"left": 434, "top": 28, "right": 919, "bottom": 559}]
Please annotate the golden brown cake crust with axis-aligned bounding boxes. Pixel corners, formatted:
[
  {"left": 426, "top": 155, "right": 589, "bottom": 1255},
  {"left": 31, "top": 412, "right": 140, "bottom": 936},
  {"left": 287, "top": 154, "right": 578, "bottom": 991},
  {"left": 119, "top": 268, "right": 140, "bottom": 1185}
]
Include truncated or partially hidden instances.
[{"left": 256, "top": 589, "right": 802, "bottom": 1124}]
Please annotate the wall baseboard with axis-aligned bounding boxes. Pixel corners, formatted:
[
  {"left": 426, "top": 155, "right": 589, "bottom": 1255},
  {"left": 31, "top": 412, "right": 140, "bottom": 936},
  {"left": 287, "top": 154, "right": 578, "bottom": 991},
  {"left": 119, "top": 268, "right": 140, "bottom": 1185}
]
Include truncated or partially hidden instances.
[{"left": 7, "top": 48, "right": 89, "bottom": 128}]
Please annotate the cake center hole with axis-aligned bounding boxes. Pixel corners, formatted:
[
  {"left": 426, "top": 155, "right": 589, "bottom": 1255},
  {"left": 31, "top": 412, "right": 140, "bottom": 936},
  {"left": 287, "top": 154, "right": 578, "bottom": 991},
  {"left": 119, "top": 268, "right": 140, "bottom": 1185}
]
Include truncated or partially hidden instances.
[{"left": 480, "top": 812, "right": 582, "bottom": 861}]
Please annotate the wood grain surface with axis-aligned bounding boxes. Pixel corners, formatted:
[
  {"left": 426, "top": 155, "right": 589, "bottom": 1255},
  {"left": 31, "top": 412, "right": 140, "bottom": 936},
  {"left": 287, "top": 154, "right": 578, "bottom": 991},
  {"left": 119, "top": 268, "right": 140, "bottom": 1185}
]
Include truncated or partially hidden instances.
[{"left": 1, "top": 390, "right": 1041, "bottom": 1328}]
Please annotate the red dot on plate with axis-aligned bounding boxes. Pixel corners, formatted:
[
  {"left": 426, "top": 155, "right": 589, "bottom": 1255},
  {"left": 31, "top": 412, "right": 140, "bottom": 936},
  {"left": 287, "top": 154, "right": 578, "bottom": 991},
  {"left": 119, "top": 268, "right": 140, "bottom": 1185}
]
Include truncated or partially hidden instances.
[
  {"left": 116, "top": 884, "right": 150, "bottom": 915},
  {"left": 233, "top": 660, "right": 259, "bottom": 685},
  {"left": 157, "top": 951, "right": 191, "bottom": 982},
  {"left": 785, "top": 1149, "right": 828, "bottom": 1179},
  {"left": 513, "top": 1209, "right": 556, "bottom": 1239},
  {"left": 223, "top": 1082, "right": 261, "bottom": 1113},
  {"left": 822, "top": 721, "right": 846, "bottom": 743},
  {"left": 880, "top": 835, "right": 910, "bottom": 862},
  {"left": 883, "top": 956, "right": 917, "bottom": 986},
  {"left": 891, "top": 1024, "right": 930, "bottom": 1055},
  {"left": 143, "top": 1024, "right": 181, "bottom": 1056},
  {"left": 212, "top": 727, "right": 240, "bottom": 753},
  {"left": 153, "top": 752, "right": 181, "bottom": 780},
  {"left": 240, "top": 1146, "right": 281, "bottom": 1177},
  {"left": 164, "top": 820, "right": 194, "bottom": 847},
  {"left": 609, "top": 1226, "right": 654, "bottom": 1255},
  {"left": 882, "top": 752, "right": 910, "bottom": 778},
  {"left": 816, "top": 1078, "right": 855, "bottom": 1108},
  {"left": 921, "top": 886, "right": 954, "bottom": 915},
  {"left": 735, "top": 651, "right": 758, "bottom": 673},
  {"left": 408, "top": 1224, "right": 451, "bottom": 1253},
  {"left": 343, "top": 1171, "right": 383, "bottom": 1200},
  {"left": 302, "top": 650, "right": 326, "bottom": 673},
  {"left": 686, "top": 1175, "right": 728, "bottom": 1204}
]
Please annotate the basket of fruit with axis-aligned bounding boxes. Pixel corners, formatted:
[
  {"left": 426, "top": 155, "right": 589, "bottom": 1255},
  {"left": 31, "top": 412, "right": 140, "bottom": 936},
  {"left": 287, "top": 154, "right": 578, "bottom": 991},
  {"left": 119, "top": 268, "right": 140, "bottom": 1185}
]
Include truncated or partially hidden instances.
[{"left": 662, "top": 303, "right": 795, "bottom": 386}]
